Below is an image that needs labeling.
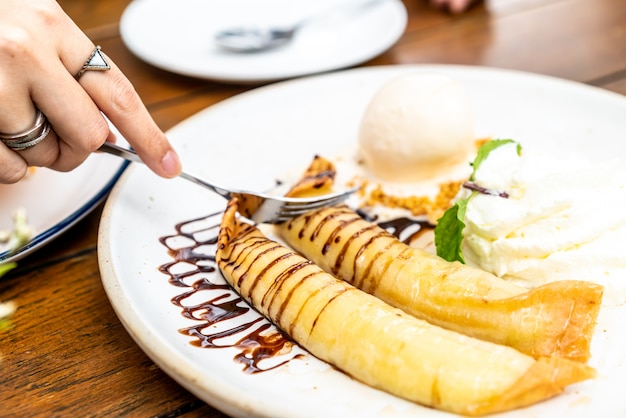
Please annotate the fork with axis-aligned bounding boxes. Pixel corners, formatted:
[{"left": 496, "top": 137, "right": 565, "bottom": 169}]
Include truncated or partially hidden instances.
[{"left": 99, "top": 142, "right": 358, "bottom": 224}]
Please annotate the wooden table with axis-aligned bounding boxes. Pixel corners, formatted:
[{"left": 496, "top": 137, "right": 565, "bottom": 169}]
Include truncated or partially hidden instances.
[{"left": 2, "top": 0, "right": 625, "bottom": 416}]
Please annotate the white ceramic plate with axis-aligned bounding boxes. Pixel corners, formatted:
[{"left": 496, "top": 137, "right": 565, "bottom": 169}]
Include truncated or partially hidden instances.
[
  {"left": 99, "top": 65, "right": 626, "bottom": 418},
  {"left": 0, "top": 149, "right": 127, "bottom": 264},
  {"left": 119, "top": 0, "right": 407, "bottom": 84}
]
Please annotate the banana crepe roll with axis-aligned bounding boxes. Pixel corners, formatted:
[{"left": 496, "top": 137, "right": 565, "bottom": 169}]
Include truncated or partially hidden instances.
[
  {"left": 217, "top": 199, "right": 595, "bottom": 416},
  {"left": 278, "top": 204, "right": 603, "bottom": 362}
]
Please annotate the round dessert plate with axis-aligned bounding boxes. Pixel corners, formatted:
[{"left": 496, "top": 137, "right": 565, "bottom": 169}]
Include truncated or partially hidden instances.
[
  {"left": 120, "top": 0, "right": 408, "bottom": 83},
  {"left": 99, "top": 65, "right": 626, "bottom": 418},
  {"left": 0, "top": 133, "right": 127, "bottom": 264}
]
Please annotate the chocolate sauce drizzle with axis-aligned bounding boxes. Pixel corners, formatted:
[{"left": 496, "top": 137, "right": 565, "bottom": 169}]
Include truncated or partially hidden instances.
[
  {"left": 157, "top": 210, "right": 433, "bottom": 373},
  {"left": 357, "top": 209, "right": 435, "bottom": 244},
  {"left": 158, "top": 212, "right": 301, "bottom": 374}
]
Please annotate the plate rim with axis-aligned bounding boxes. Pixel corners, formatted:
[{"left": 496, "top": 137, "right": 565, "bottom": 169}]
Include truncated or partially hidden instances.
[
  {"left": 0, "top": 160, "right": 129, "bottom": 264},
  {"left": 98, "top": 64, "right": 626, "bottom": 418}
]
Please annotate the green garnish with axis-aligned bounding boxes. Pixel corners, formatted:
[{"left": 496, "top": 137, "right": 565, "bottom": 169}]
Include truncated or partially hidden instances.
[
  {"left": 434, "top": 139, "right": 521, "bottom": 263},
  {"left": 469, "top": 139, "right": 521, "bottom": 181},
  {"left": 0, "top": 262, "right": 16, "bottom": 278},
  {"left": 434, "top": 197, "right": 470, "bottom": 264},
  {"left": 0, "top": 209, "right": 33, "bottom": 336},
  {"left": 0, "top": 208, "right": 33, "bottom": 251},
  {"left": 0, "top": 264, "right": 17, "bottom": 332}
]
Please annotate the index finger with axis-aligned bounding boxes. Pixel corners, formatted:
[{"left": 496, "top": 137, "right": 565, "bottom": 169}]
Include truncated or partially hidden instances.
[{"left": 77, "top": 56, "right": 182, "bottom": 178}]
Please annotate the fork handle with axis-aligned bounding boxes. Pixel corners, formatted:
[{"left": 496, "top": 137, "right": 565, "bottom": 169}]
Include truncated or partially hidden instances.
[
  {"left": 99, "top": 142, "right": 143, "bottom": 164},
  {"left": 177, "top": 171, "right": 232, "bottom": 199},
  {"left": 98, "top": 142, "right": 233, "bottom": 200}
]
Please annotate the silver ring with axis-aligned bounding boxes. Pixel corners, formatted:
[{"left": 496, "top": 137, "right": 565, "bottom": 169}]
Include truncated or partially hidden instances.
[
  {"left": 0, "top": 109, "right": 51, "bottom": 151},
  {"left": 75, "top": 45, "right": 111, "bottom": 80}
]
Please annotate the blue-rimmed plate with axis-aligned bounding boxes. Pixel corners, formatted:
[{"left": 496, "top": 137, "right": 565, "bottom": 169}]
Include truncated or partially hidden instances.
[{"left": 0, "top": 143, "right": 127, "bottom": 264}]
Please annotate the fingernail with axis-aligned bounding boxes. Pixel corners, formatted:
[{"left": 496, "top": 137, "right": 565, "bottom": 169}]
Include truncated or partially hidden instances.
[{"left": 161, "top": 149, "right": 182, "bottom": 177}]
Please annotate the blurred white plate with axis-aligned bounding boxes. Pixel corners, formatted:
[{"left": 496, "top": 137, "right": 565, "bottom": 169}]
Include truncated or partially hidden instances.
[
  {"left": 99, "top": 65, "right": 626, "bottom": 418},
  {"left": 120, "top": 0, "right": 407, "bottom": 83},
  {"left": 0, "top": 153, "right": 127, "bottom": 264}
]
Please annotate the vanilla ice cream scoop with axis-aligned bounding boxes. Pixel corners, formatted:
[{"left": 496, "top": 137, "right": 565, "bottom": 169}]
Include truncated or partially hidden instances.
[{"left": 358, "top": 73, "right": 475, "bottom": 182}]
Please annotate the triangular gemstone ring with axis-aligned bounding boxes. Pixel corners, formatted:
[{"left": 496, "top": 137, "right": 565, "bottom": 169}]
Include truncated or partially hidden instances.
[{"left": 75, "top": 45, "right": 111, "bottom": 80}]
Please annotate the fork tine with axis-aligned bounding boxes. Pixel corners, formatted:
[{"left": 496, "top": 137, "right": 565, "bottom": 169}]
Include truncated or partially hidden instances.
[
  {"left": 284, "top": 191, "right": 352, "bottom": 209},
  {"left": 276, "top": 192, "right": 353, "bottom": 218},
  {"left": 250, "top": 186, "right": 359, "bottom": 224},
  {"left": 280, "top": 198, "right": 344, "bottom": 211},
  {"left": 280, "top": 197, "right": 345, "bottom": 214},
  {"left": 279, "top": 187, "right": 358, "bottom": 209}
]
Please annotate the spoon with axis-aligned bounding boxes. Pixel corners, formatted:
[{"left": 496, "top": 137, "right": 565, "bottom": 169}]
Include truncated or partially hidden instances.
[{"left": 214, "top": 0, "right": 387, "bottom": 53}]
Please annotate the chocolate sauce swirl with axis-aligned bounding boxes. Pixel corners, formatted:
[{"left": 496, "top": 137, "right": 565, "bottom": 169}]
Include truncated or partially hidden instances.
[
  {"left": 158, "top": 212, "right": 301, "bottom": 374},
  {"left": 158, "top": 210, "right": 432, "bottom": 373}
]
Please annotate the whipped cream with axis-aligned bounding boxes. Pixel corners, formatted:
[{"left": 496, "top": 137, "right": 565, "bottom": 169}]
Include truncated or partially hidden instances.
[{"left": 461, "top": 142, "right": 626, "bottom": 305}]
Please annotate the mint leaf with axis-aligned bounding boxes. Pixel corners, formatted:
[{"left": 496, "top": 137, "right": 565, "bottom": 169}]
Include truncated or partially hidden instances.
[
  {"left": 435, "top": 139, "right": 521, "bottom": 263},
  {"left": 434, "top": 197, "right": 469, "bottom": 263},
  {"left": 469, "top": 139, "right": 520, "bottom": 181},
  {"left": 0, "top": 262, "right": 16, "bottom": 278}
]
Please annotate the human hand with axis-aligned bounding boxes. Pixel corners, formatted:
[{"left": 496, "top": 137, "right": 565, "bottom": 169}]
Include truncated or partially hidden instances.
[
  {"left": 429, "top": 0, "right": 480, "bottom": 13},
  {"left": 0, "top": 0, "right": 181, "bottom": 184}
]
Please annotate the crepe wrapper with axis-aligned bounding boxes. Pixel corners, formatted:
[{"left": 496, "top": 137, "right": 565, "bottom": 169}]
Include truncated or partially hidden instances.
[
  {"left": 278, "top": 157, "right": 603, "bottom": 362},
  {"left": 217, "top": 198, "right": 595, "bottom": 416}
]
